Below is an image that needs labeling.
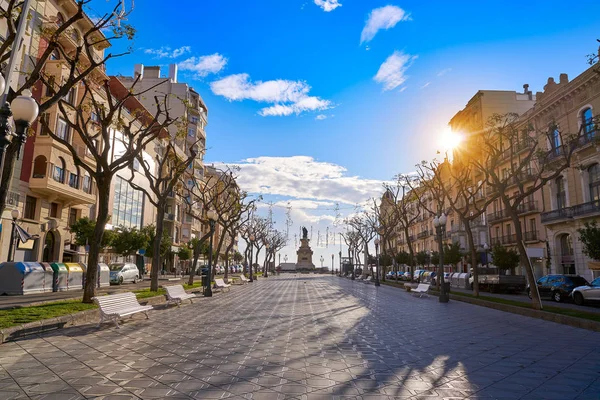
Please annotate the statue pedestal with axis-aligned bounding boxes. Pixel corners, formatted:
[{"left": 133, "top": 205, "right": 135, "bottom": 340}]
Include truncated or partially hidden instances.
[{"left": 296, "top": 238, "right": 315, "bottom": 270}]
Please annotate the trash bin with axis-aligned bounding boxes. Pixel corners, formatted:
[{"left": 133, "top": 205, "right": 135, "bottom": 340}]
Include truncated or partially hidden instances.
[
  {"left": 38, "top": 262, "right": 55, "bottom": 292},
  {"left": 458, "top": 273, "right": 469, "bottom": 289},
  {"left": 64, "top": 263, "right": 83, "bottom": 290},
  {"left": 201, "top": 274, "right": 209, "bottom": 287},
  {"left": 97, "top": 263, "right": 110, "bottom": 288},
  {"left": 50, "top": 263, "right": 69, "bottom": 291},
  {"left": 0, "top": 262, "right": 46, "bottom": 295},
  {"left": 77, "top": 263, "right": 89, "bottom": 287}
]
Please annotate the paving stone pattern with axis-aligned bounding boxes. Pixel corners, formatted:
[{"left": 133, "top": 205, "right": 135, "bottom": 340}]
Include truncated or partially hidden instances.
[{"left": 0, "top": 276, "right": 599, "bottom": 399}]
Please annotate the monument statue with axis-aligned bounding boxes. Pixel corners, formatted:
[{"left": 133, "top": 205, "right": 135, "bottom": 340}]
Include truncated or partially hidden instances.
[{"left": 296, "top": 226, "right": 315, "bottom": 270}]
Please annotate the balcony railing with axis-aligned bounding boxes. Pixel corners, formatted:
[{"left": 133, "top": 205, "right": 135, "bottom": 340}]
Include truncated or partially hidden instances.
[
  {"left": 524, "top": 230, "right": 538, "bottom": 242},
  {"left": 517, "top": 200, "right": 538, "bottom": 214},
  {"left": 487, "top": 209, "right": 506, "bottom": 223},
  {"left": 541, "top": 200, "right": 600, "bottom": 223}
]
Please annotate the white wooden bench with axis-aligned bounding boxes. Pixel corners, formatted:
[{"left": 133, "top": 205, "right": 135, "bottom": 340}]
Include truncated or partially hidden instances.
[
  {"left": 412, "top": 283, "right": 430, "bottom": 298},
  {"left": 363, "top": 276, "right": 372, "bottom": 284},
  {"left": 93, "top": 292, "right": 153, "bottom": 328},
  {"left": 238, "top": 274, "right": 249, "bottom": 284},
  {"left": 165, "top": 284, "right": 197, "bottom": 306},
  {"left": 214, "top": 278, "right": 231, "bottom": 292}
]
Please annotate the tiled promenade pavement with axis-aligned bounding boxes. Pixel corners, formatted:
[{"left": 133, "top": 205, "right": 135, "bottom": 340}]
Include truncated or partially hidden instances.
[{"left": 1, "top": 276, "right": 600, "bottom": 400}]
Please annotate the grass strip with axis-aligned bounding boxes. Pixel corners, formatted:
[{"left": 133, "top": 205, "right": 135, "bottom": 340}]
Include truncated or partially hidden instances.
[
  {"left": 381, "top": 280, "right": 600, "bottom": 323},
  {"left": 0, "top": 301, "right": 96, "bottom": 330},
  {"left": 447, "top": 290, "right": 600, "bottom": 322},
  {"left": 0, "top": 282, "right": 205, "bottom": 330}
]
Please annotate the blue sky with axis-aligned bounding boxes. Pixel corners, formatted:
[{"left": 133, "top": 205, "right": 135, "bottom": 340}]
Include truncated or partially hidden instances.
[{"left": 96, "top": 0, "right": 600, "bottom": 265}]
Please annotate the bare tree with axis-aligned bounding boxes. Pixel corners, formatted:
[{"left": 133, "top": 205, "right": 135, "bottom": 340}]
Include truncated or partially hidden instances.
[
  {"left": 42, "top": 76, "right": 173, "bottom": 303},
  {"left": 472, "top": 113, "right": 579, "bottom": 309},
  {"left": 0, "top": 0, "right": 134, "bottom": 217},
  {"left": 183, "top": 166, "right": 258, "bottom": 281},
  {"left": 383, "top": 175, "right": 422, "bottom": 282},
  {"left": 425, "top": 158, "right": 497, "bottom": 296},
  {"left": 347, "top": 211, "right": 377, "bottom": 276},
  {"left": 128, "top": 137, "right": 199, "bottom": 291},
  {"left": 263, "top": 230, "right": 287, "bottom": 275},
  {"left": 340, "top": 228, "right": 361, "bottom": 279}
]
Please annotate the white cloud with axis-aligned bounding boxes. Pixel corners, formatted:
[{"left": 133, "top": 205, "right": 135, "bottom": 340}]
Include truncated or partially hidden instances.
[
  {"left": 360, "top": 5, "right": 410, "bottom": 44},
  {"left": 437, "top": 68, "right": 452, "bottom": 77},
  {"left": 217, "top": 156, "right": 386, "bottom": 205},
  {"left": 178, "top": 53, "right": 227, "bottom": 78},
  {"left": 315, "top": 114, "right": 327, "bottom": 120},
  {"left": 276, "top": 199, "right": 335, "bottom": 209},
  {"left": 210, "top": 74, "right": 332, "bottom": 117},
  {"left": 421, "top": 82, "right": 431, "bottom": 89},
  {"left": 374, "top": 50, "right": 417, "bottom": 91},
  {"left": 144, "top": 46, "right": 191, "bottom": 59},
  {"left": 314, "top": 0, "right": 342, "bottom": 12}
]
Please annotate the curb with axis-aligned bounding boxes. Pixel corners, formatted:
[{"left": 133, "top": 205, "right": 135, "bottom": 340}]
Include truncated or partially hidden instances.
[
  {"left": 0, "top": 289, "right": 200, "bottom": 344},
  {"left": 437, "top": 291, "right": 600, "bottom": 333}
]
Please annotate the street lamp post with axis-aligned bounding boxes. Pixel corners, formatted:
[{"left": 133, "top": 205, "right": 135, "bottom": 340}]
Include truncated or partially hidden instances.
[
  {"left": 483, "top": 243, "right": 489, "bottom": 267},
  {"left": 433, "top": 213, "right": 449, "bottom": 303},
  {"left": 204, "top": 210, "right": 218, "bottom": 297},
  {"left": 374, "top": 238, "right": 381, "bottom": 287},
  {"left": 249, "top": 234, "right": 255, "bottom": 282},
  {"left": 331, "top": 253, "right": 334, "bottom": 275},
  {"left": 0, "top": 85, "right": 40, "bottom": 182},
  {"left": 264, "top": 242, "right": 269, "bottom": 278},
  {"left": 8, "top": 209, "right": 19, "bottom": 262},
  {"left": 338, "top": 250, "right": 342, "bottom": 276}
]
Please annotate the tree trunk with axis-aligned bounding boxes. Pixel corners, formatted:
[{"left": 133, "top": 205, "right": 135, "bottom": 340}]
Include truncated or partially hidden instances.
[
  {"left": 151, "top": 202, "right": 166, "bottom": 292},
  {"left": 82, "top": 181, "right": 111, "bottom": 303},
  {"left": 504, "top": 198, "right": 543, "bottom": 310},
  {"left": 0, "top": 142, "right": 18, "bottom": 217},
  {"left": 464, "top": 222, "right": 480, "bottom": 297},
  {"left": 188, "top": 245, "right": 200, "bottom": 286},
  {"left": 404, "top": 226, "right": 416, "bottom": 282}
]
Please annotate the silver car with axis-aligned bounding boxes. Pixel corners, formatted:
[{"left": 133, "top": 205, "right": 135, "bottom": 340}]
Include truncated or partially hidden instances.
[
  {"left": 109, "top": 263, "right": 140, "bottom": 285},
  {"left": 571, "top": 277, "right": 600, "bottom": 305}
]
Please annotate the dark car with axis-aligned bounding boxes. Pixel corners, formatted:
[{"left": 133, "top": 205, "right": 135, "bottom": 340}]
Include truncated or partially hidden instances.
[{"left": 527, "top": 274, "right": 590, "bottom": 303}]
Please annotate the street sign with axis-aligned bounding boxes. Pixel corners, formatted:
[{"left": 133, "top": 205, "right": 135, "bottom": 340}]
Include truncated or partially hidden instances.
[{"left": 138, "top": 249, "right": 146, "bottom": 255}]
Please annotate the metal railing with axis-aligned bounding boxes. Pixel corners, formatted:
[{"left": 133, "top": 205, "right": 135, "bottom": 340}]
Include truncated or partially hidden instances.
[{"left": 541, "top": 199, "right": 600, "bottom": 223}]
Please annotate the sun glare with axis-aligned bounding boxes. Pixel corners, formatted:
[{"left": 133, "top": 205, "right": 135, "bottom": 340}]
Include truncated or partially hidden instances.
[{"left": 440, "top": 128, "right": 464, "bottom": 151}]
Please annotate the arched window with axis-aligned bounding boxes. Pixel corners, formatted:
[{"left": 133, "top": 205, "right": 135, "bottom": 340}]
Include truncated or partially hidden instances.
[
  {"left": 56, "top": 13, "right": 65, "bottom": 26},
  {"left": 589, "top": 164, "right": 600, "bottom": 202},
  {"left": 581, "top": 108, "right": 595, "bottom": 138},
  {"left": 556, "top": 176, "right": 566, "bottom": 209},
  {"left": 70, "top": 28, "right": 81, "bottom": 45},
  {"left": 32, "top": 155, "right": 47, "bottom": 178},
  {"left": 53, "top": 157, "right": 66, "bottom": 183}
]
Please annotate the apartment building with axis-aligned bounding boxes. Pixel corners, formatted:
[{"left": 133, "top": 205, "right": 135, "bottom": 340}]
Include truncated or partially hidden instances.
[
  {"left": 0, "top": 0, "right": 110, "bottom": 263},
  {"left": 535, "top": 67, "right": 600, "bottom": 281},
  {"left": 120, "top": 64, "right": 208, "bottom": 270}
]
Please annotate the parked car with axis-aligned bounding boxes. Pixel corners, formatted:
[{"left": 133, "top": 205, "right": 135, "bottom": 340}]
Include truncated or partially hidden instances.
[
  {"left": 571, "top": 277, "right": 600, "bottom": 305},
  {"left": 402, "top": 272, "right": 411, "bottom": 281},
  {"left": 109, "top": 263, "right": 139, "bottom": 285},
  {"left": 527, "top": 274, "right": 590, "bottom": 302}
]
